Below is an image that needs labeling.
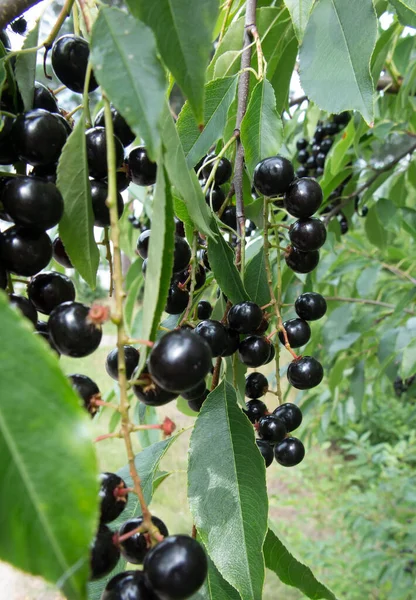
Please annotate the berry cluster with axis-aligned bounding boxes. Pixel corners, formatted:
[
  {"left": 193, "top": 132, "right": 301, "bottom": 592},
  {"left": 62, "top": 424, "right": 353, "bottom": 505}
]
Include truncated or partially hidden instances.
[{"left": 92, "top": 472, "right": 208, "bottom": 599}]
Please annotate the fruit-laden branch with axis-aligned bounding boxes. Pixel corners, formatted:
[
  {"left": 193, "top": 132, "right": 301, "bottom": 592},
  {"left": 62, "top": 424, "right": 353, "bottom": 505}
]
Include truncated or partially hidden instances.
[{"left": 0, "top": 0, "right": 42, "bottom": 30}]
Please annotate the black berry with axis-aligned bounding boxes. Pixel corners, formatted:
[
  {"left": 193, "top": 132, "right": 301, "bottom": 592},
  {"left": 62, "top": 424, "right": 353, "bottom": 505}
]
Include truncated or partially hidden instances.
[
  {"left": 52, "top": 237, "right": 72, "bottom": 268},
  {"left": 238, "top": 335, "right": 271, "bottom": 367},
  {"left": 173, "top": 236, "right": 191, "bottom": 273},
  {"left": 296, "top": 166, "right": 309, "bottom": 178},
  {"left": 51, "top": 35, "right": 98, "bottom": 93},
  {"left": 258, "top": 414, "right": 287, "bottom": 444},
  {"left": 129, "top": 146, "right": 157, "bottom": 186},
  {"left": 91, "top": 180, "right": 124, "bottom": 227},
  {"left": 27, "top": 272, "right": 75, "bottom": 314},
  {"left": 220, "top": 205, "right": 237, "bottom": 230},
  {"left": 0, "top": 261, "right": 7, "bottom": 289},
  {"left": 284, "top": 177, "right": 323, "bottom": 218},
  {"left": 295, "top": 292, "right": 327, "bottom": 321},
  {"left": 273, "top": 403, "right": 302, "bottom": 432},
  {"left": 296, "top": 138, "right": 308, "bottom": 151},
  {"left": 194, "top": 319, "right": 228, "bottom": 357},
  {"left": 48, "top": 301, "right": 102, "bottom": 357},
  {"left": 297, "top": 149, "right": 309, "bottom": 164},
  {"left": 33, "top": 82, "right": 59, "bottom": 113},
  {"left": 106, "top": 346, "right": 140, "bottom": 381},
  {"left": 188, "top": 390, "right": 209, "bottom": 412},
  {"left": 102, "top": 570, "right": 157, "bottom": 600},
  {"left": 274, "top": 437, "right": 305, "bottom": 467},
  {"left": 9, "top": 294, "right": 37, "bottom": 325},
  {"left": 165, "top": 283, "right": 189, "bottom": 315},
  {"left": 197, "top": 300, "right": 212, "bottom": 320},
  {"left": 99, "top": 472, "right": 128, "bottom": 524},
  {"left": 86, "top": 127, "right": 124, "bottom": 180},
  {"left": 245, "top": 372, "right": 269, "bottom": 399},
  {"left": 202, "top": 155, "right": 232, "bottom": 185},
  {"left": 12, "top": 109, "right": 68, "bottom": 167},
  {"left": 285, "top": 247, "right": 319, "bottom": 274},
  {"left": 90, "top": 524, "right": 120, "bottom": 581},
  {"left": 287, "top": 356, "right": 323, "bottom": 390},
  {"left": 69, "top": 373, "right": 100, "bottom": 416},
  {"left": 256, "top": 439, "right": 274, "bottom": 467},
  {"left": 243, "top": 399, "right": 267, "bottom": 423},
  {"left": 181, "top": 379, "right": 206, "bottom": 401},
  {"left": 316, "top": 152, "right": 326, "bottom": 167},
  {"left": 119, "top": 516, "right": 169, "bottom": 564},
  {"left": 278, "top": 318, "right": 311, "bottom": 348},
  {"left": 0, "top": 226, "right": 52, "bottom": 276},
  {"left": 289, "top": 218, "right": 327, "bottom": 251},
  {"left": 227, "top": 301, "right": 263, "bottom": 334},
  {"left": 205, "top": 185, "right": 225, "bottom": 211},
  {"left": 253, "top": 156, "right": 295, "bottom": 197},
  {"left": 221, "top": 327, "right": 240, "bottom": 357},
  {"left": 94, "top": 105, "right": 135, "bottom": 147},
  {"left": 133, "top": 377, "right": 178, "bottom": 407},
  {"left": 137, "top": 229, "right": 151, "bottom": 259},
  {"left": 333, "top": 112, "right": 350, "bottom": 126}
]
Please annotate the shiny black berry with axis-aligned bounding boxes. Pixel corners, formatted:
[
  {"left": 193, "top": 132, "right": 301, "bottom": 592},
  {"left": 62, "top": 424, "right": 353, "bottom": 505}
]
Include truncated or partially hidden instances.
[
  {"left": 149, "top": 329, "right": 212, "bottom": 393},
  {"left": 94, "top": 105, "right": 135, "bottom": 147},
  {"left": 188, "top": 390, "right": 209, "bottom": 412},
  {"left": 144, "top": 535, "right": 208, "bottom": 599},
  {"left": 273, "top": 403, "right": 302, "bottom": 432},
  {"left": 284, "top": 177, "right": 323, "bottom": 218},
  {"left": 339, "top": 215, "right": 349, "bottom": 234},
  {"left": 221, "top": 327, "right": 240, "bottom": 357},
  {"left": 165, "top": 283, "right": 189, "bottom": 315},
  {"left": 12, "top": 109, "right": 68, "bottom": 167},
  {"left": 106, "top": 346, "right": 140, "bottom": 381},
  {"left": 296, "top": 166, "right": 309, "bottom": 178},
  {"left": 194, "top": 319, "right": 228, "bottom": 357},
  {"left": 238, "top": 335, "right": 271, "bottom": 367},
  {"left": 69, "top": 373, "right": 100, "bottom": 415},
  {"left": 289, "top": 218, "right": 326, "bottom": 252},
  {"left": 9, "top": 294, "right": 37, "bottom": 325},
  {"left": 264, "top": 342, "right": 275, "bottom": 365},
  {"left": 90, "top": 524, "right": 120, "bottom": 581},
  {"left": 274, "top": 437, "right": 305, "bottom": 467},
  {"left": 129, "top": 146, "right": 157, "bottom": 186},
  {"left": 285, "top": 247, "right": 319, "bottom": 274},
  {"left": 220, "top": 205, "right": 237, "bottom": 230},
  {"left": 197, "top": 300, "right": 212, "bottom": 320},
  {"left": 99, "top": 472, "right": 128, "bottom": 524},
  {"left": 258, "top": 414, "right": 287, "bottom": 443},
  {"left": 48, "top": 301, "right": 102, "bottom": 357},
  {"left": 52, "top": 236, "right": 72, "bottom": 268},
  {"left": 173, "top": 236, "right": 191, "bottom": 273},
  {"left": 333, "top": 112, "right": 350, "bottom": 126},
  {"left": 102, "top": 570, "right": 157, "bottom": 600},
  {"left": 91, "top": 180, "right": 124, "bottom": 227},
  {"left": 119, "top": 516, "right": 169, "bottom": 564},
  {"left": 137, "top": 229, "right": 151, "bottom": 259},
  {"left": 0, "top": 29, "right": 11, "bottom": 50},
  {"left": 297, "top": 149, "right": 309, "bottom": 164},
  {"left": 0, "top": 226, "right": 52, "bottom": 276},
  {"left": 295, "top": 292, "right": 327, "bottom": 321},
  {"left": 205, "top": 185, "right": 225, "bottom": 211},
  {"left": 133, "top": 376, "right": 178, "bottom": 407},
  {"left": 33, "top": 82, "right": 59, "bottom": 113},
  {"left": 253, "top": 156, "right": 295, "bottom": 197},
  {"left": 278, "top": 318, "right": 311, "bottom": 349},
  {"left": 202, "top": 155, "right": 232, "bottom": 185},
  {"left": 256, "top": 439, "right": 274, "bottom": 467},
  {"left": 30, "top": 163, "right": 57, "bottom": 184},
  {"left": 253, "top": 317, "right": 270, "bottom": 335},
  {"left": 287, "top": 356, "right": 323, "bottom": 390},
  {"left": 86, "top": 127, "right": 124, "bottom": 180},
  {"left": 28, "top": 273, "right": 74, "bottom": 317},
  {"left": 324, "top": 122, "right": 338, "bottom": 136},
  {"left": 227, "top": 301, "right": 263, "bottom": 334},
  {"left": 245, "top": 372, "right": 268, "bottom": 399},
  {"left": 296, "top": 138, "right": 308, "bottom": 151},
  {"left": 51, "top": 35, "right": 98, "bottom": 93},
  {"left": 316, "top": 152, "right": 326, "bottom": 167},
  {"left": 181, "top": 379, "right": 206, "bottom": 401},
  {"left": 243, "top": 399, "right": 268, "bottom": 423}
]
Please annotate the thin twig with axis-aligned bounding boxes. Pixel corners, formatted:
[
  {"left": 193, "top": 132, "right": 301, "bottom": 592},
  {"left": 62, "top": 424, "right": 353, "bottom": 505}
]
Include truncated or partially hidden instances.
[
  {"left": 325, "top": 296, "right": 415, "bottom": 315},
  {"left": 103, "top": 227, "right": 114, "bottom": 297},
  {"left": 180, "top": 233, "right": 198, "bottom": 325}
]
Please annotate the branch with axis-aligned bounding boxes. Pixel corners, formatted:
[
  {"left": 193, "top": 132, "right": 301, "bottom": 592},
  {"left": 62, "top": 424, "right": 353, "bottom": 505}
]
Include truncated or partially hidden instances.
[
  {"left": 0, "top": 0, "right": 42, "bottom": 30},
  {"left": 325, "top": 296, "right": 415, "bottom": 315}
]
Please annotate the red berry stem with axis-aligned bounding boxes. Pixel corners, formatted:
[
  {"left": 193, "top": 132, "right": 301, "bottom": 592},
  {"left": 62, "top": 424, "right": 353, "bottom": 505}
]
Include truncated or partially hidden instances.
[{"left": 126, "top": 338, "right": 155, "bottom": 348}]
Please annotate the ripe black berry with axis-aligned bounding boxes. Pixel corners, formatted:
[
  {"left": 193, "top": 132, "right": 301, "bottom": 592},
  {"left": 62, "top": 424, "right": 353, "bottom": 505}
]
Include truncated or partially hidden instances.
[
  {"left": 0, "top": 29, "right": 11, "bottom": 50},
  {"left": 91, "top": 180, "right": 124, "bottom": 227},
  {"left": 221, "top": 327, "right": 240, "bottom": 357},
  {"left": 339, "top": 215, "right": 349, "bottom": 234},
  {"left": 144, "top": 535, "right": 208, "bottom": 599},
  {"left": 316, "top": 152, "right": 326, "bottom": 167},
  {"left": 133, "top": 377, "right": 178, "bottom": 406},
  {"left": 173, "top": 236, "right": 191, "bottom": 273},
  {"left": 245, "top": 372, "right": 268, "bottom": 399},
  {"left": 10, "top": 16, "right": 27, "bottom": 35},
  {"left": 12, "top": 109, "right": 68, "bottom": 167},
  {"left": 27, "top": 272, "right": 75, "bottom": 314},
  {"left": 90, "top": 524, "right": 120, "bottom": 581},
  {"left": 106, "top": 346, "right": 140, "bottom": 380},
  {"left": 69, "top": 373, "right": 100, "bottom": 416},
  {"left": 129, "top": 146, "right": 157, "bottom": 186},
  {"left": 102, "top": 570, "right": 157, "bottom": 600},
  {"left": 220, "top": 205, "right": 237, "bottom": 230},
  {"left": 33, "top": 82, "right": 59, "bottom": 113},
  {"left": 99, "top": 472, "right": 128, "bottom": 524},
  {"left": 48, "top": 301, "right": 102, "bottom": 357},
  {"left": 0, "top": 117, "right": 18, "bottom": 165},
  {"left": 30, "top": 163, "right": 57, "bottom": 184},
  {"left": 194, "top": 319, "right": 228, "bottom": 357},
  {"left": 264, "top": 342, "right": 275, "bottom": 365},
  {"left": 285, "top": 247, "right": 319, "bottom": 274},
  {"left": 278, "top": 318, "right": 311, "bottom": 348},
  {"left": 137, "top": 229, "right": 151, "bottom": 259},
  {"left": 119, "top": 516, "right": 169, "bottom": 564},
  {"left": 289, "top": 218, "right": 327, "bottom": 252},
  {"left": 273, "top": 403, "right": 302, "bottom": 432},
  {"left": 296, "top": 138, "right": 308, "bottom": 151},
  {"left": 297, "top": 149, "right": 309, "bottom": 164},
  {"left": 0, "top": 226, "right": 52, "bottom": 276},
  {"left": 202, "top": 155, "right": 232, "bottom": 185},
  {"left": 52, "top": 236, "right": 72, "bottom": 268},
  {"left": 243, "top": 399, "right": 267, "bottom": 423},
  {"left": 149, "top": 329, "right": 212, "bottom": 393},
  {"left": 86, "top": 127, "right": 124, "bottom": 180},
  {"left": 296, "top": 166, "right": 309, "bottom": 178},
  {"left": 253, "top": 317, "right": 270, "bottom": 335},
  {"left": 324, "top": 122, "right": 338, "bottom": 136},
  {"left": 227, "top": 301, "right": 263, "bottom": 334},
  {"left": 258, "top": 414, "right": 287, "bottom": 444},
  {"left": 205, "top": 185, "right": 225, "bottom": 211},
  {"left": 284, "top": 178, "right": 323, "bottom": 218},
  {"left": 315, "top": 167, "right": 324, "bottom": 177},
  {"left": 181, "top": 379, "right": 206, "bottom": 401},
  {"left": 188, "top": 390, "right": 209, "bottom": 412},
  {"left": 274, "top": 437, "right": 305, "bottom": 467},
  {"left": 287, "top": 356, "right": 323, "bottom": 390},
  {"left": 165, "top": 283, "right": 189, "bottom": 315},
  {"left": 51, "top": 35, "right": 98, "bottom": 93},
  {"left": 238, "top": 335, "right": 271, "bottom": 367},
  {"left": 320, "top": 138, "right": 333, "bottom": 153},
  {"left": 9, "top": 294, "right": 37, "bottom": 325},
  {"left": 197, "top": 300, "right": 212, "bottom": 320},
  {"left": 253, "top": 156, "right": 295, "bottom": 197},
  {"left": 94, "top": 105, "right": 135, "bottom": 147},
  {"left": 256, "top": 439, "right": 274, "bottom": 467},
  {"left": 333, "top": 112, "right": 350, "bottom": 126},
  {"left": 295, "top": 292, "right": 327, "bottom": 321},
  {"left": 0, "top": 262, "right": 7, "bottom": 289}
]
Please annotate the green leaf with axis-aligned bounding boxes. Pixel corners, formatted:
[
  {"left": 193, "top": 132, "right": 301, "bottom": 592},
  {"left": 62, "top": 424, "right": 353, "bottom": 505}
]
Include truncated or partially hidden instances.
[
  {"left": 0, "top": 295, "right": 98, "bottom": 600},
  {"left": 299, "top": 0, "right": 377, "bottom": 124},
  {"left": 177, "top": 76, "right": 238, "bottom": 168},
  {"left": 351, "top": 360, "right": 365, "bottom": 413},
  {"left": 124, "top": 259, "right": 144, "bottom": 333},
  {"left": 390, "top": 0, "right": 416, "bottom": 27},
  {"left": 90, "top": 7, "right": 166, "bottom": 158},
  {"left": 270, "top": 35, "right": 298, "bottom": 114},
  {"left": 240, "top": 78, "right": 283, "bottom": 177},
  {"left": 160, "top": 104, "right": 215, "bottom": 238},
  {"left": 264, "top": 527, "right": 338, "bottom": 600},
  {"left": 129, "top": 0, "right": 219, "bottom": 123},
  {"left": 57, "top": 118, "right": 99, "bottom": 288},
  {"left": 364, "top": 207, "right": 385, "bottom": 249},
  {"left": 356, "top": 265, "right": 380, "bottom": 297},
  {"left": 15, "top": 22, "right": 39, "bottom": 111},
  {"left": 284, "top": 0, "right": 315, "bottom": 41},
  {"left": 207, "top": 221, "right": 249, "bottom": 304},
  {"left": 401, "top": 339, "right": 416, "bottom": 379},
  {"left": 198, "top": 554, "right": 241, "bottom": 600},
  {"left": 188, "top": 381, "right": 268, "bottom": 600},
  {"left": 244, "top": 245, "right": 270, "bottom": 306}
]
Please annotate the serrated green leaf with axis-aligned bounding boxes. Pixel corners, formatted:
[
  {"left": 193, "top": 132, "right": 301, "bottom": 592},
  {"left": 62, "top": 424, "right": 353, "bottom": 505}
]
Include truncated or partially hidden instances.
[
  {"left": 0, "top": 294, "right": 98, "bottom": 600},
  {"left": 198, "top": 554, "right": 241, "bottom": 600},
  {"left": 244, "top": 245, "right": 270, "bottom": 306},
  {"left": 129, "top": 0, "right": 219, "bottom": 123},
  {"left": 90, "top": 7, "right": 166, "bottom": 158},
  {"left": 284, "top": 0, "right": 315, "bottom": 41},
  {"left": 177, "top": 76, "right": 238, "bottom": 168},
  {"left": 270, "top": 34, "right": 298, "bottom": 113},
  {"left": 365, "top": 207, "right": 385, "bottom": 249},
  {"left": 188, "top": 381, "right": 268, "bottom": 600},
  {"left": 15, "top": 22, "right": 39, "bottom": 111},
  {"left": 207, "top": 221, "right": 249, "bottom": 304},
  {"left": 327, "top": 119, "right": 355, "bottom": 176},
  {"left": 57, "top": 118, "right": 99, "bottom": 288},
  {"left": 299, "top": 0, "right": 377, "bottom": 124},
  {"left": 240, "top": 78, "right": 283, "bottom": 177},
  {"left": 264, "top": 527, "right": 338, "bottom": 600},
  {"left": 160, "top": 104, "right": 215, "bottom": 238}
]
